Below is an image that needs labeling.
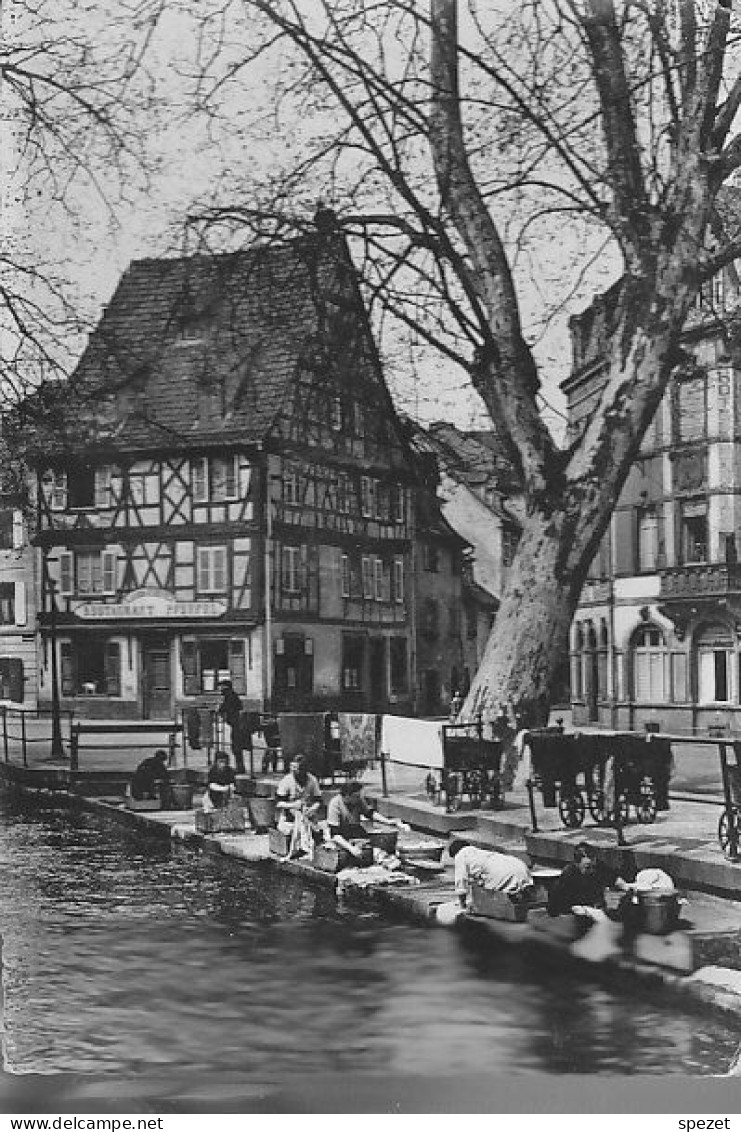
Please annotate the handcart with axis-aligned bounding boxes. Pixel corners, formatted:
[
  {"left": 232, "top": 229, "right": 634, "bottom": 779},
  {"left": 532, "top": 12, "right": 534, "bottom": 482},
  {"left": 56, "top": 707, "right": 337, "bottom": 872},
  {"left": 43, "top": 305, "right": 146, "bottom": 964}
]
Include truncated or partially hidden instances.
[
  {"left": 436, "top": 721, "right": 503, "bottom": 812},
  {"left": 528, "top": 731, "right": 610, "bottom": 829}
]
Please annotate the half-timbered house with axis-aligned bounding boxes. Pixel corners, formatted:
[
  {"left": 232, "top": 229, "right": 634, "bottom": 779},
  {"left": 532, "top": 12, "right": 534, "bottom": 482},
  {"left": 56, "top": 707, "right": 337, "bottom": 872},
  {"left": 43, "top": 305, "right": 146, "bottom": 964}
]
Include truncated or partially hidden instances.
[{"left": 33, "top": 228, "right": 419, "bottom": 720}]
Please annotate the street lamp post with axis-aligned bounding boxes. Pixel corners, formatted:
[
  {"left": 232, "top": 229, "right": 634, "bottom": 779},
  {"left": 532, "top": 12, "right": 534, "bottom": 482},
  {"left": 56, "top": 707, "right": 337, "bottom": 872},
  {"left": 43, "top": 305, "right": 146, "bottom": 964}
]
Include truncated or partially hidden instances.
[{"left": 47, "top": 575, "right": 65, "bottom": 761}]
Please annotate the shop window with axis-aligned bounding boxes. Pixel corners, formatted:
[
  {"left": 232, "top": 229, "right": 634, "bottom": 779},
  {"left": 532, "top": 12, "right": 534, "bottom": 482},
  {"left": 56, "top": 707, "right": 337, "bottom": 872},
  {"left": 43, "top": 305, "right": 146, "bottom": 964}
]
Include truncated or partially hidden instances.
[
  {"left": 342, "top": 635, "right": 365, "bottom": 691},
  {"left": 390, "top": 637, "right": 408, "bottom": 695},
  {"left": 696, "top": 624, "right": 735, "bottom": 704},
  {"left": 681, "top": 501, "right": 708, "bottom": 564},
  {"left": 0, "top": 657, "right": 23, "bottom": 702},
  {"left": 180, "top": 638, "right": 246, "bottom": 695},
  {"left": 59, "top": 640, "right": 120, "bottom": 696},
  {"left": 633, "top": 625, "right": 667, "bottom": 703}
]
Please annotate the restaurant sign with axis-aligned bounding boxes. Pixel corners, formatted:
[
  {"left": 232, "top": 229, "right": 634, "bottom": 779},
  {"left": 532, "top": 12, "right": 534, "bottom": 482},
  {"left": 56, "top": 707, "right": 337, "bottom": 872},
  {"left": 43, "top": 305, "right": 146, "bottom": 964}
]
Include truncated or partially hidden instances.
[{"left": 75, "top": 589, "right": 227, "bottom": 620}]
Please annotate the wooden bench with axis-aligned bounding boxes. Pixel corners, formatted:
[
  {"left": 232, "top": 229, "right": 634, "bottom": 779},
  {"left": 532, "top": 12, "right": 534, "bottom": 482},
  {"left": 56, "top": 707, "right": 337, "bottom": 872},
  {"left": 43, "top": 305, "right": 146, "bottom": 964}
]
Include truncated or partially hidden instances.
[{"left": 69, "top": 720, "right": 183, "bottom": 770}]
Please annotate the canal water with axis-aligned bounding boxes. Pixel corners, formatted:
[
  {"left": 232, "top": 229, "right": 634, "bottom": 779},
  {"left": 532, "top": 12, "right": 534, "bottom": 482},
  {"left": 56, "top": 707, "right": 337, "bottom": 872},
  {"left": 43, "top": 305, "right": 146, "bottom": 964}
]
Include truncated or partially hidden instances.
[{"left": 0, "top": 793, "right": 738, "bottom": 1109}]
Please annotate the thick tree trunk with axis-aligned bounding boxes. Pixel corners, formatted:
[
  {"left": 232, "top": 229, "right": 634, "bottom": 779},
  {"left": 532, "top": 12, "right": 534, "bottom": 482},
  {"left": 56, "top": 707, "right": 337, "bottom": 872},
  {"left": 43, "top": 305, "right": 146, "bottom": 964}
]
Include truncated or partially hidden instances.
[{"left": 462, "top": 508, "right": 583, "bottom": 732}]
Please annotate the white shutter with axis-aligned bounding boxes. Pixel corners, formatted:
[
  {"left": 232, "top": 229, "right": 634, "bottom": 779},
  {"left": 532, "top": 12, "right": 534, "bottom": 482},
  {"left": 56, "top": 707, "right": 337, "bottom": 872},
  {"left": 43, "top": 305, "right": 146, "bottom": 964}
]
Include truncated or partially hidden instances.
[
  {"left": 59, "top": 552, "right": 74, "bottom": 597},
  {"left": 197, "top": 547, "right": 211, "bottom": 591},
  {"left": 14, "top": 582, "right": 26, "bottom": 626},
  {"left": 698, "top": 651, "right": 715, "bottom": 703},
  {"left": 102, "top": 551, "right": 117, "bottom": 595},
  {"left": 11, "top": 510, "right": 23, "bottom": 550}
]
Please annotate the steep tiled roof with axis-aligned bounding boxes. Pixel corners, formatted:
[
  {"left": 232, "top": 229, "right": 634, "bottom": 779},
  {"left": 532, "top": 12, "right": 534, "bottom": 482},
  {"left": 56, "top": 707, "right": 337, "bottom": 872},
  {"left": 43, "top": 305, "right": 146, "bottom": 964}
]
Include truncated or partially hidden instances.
[{"left": 69, "top": 234, "right": 357, "bottom": 452}]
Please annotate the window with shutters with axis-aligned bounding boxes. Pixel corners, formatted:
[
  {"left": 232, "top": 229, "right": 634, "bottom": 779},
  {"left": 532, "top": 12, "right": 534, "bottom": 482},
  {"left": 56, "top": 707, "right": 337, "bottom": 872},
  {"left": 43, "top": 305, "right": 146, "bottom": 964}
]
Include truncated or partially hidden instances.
[
  {"left": 0, "top": 584, "right": 14, "bottom": 624},
  {"left": 179, "top": 637, "right": 247, "bottom": 696},
  {"left": 74, "top": 551, "right": 117, "bottom": 596},
  {"left": 76, "top": 552, "right": 102, "bottom": 595},
  {"left": 340, "top": 553, "right": 350, "bottom": 599},
  {"left": 633, "top": 625, "right": 667, "bottom": 703},
  {"left": 681, "top": 500, "right": 708, "bottom": 564},
  {"left": 60, "top": 638, "right": 121, "bottom": 696},
  {"left": 637, "top": 508, "right": 659, "bottom": 571},
  {"left": 197, "top": 546, "right": 227, "bottom": 594}
]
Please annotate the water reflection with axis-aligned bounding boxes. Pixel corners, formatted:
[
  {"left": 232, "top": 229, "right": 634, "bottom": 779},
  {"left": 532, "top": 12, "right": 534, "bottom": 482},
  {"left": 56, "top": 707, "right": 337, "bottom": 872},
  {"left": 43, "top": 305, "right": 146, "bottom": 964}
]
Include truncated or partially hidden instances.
[{"left": 0, "top": 793, "right": 736, "bottom": 1085}]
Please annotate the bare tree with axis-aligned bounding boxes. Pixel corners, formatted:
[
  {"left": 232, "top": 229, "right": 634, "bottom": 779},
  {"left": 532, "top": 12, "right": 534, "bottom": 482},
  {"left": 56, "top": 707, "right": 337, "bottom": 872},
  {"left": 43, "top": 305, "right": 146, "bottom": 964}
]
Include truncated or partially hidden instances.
[{"left": 0, "top": 0, "right": 159, "bottom": 405}]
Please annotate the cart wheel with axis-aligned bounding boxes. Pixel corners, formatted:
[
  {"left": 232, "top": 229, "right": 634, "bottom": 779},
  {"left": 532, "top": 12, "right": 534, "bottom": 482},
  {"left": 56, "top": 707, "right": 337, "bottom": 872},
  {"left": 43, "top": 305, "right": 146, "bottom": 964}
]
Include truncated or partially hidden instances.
[
  {"left": 718, "top": 809, "right": 741, "bottom": 857},
  {"left": 466, "top": 769, "right": 484, "bottom": 808},
  {"left": 588, "top": 789, "right": 608, "bottom": 825},
  {"left": 558, "top": 790, "right": 586, "bottom": 829},
  {"left": 637, "top": 784, "right": 657, "bottom": 824}
]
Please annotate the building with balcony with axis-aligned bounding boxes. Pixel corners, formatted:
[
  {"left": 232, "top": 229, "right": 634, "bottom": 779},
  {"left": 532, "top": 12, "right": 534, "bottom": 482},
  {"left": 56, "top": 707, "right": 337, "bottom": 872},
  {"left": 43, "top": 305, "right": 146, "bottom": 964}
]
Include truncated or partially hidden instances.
[{"left": 565, "top": 230, "right": 741, "bottom": 734}]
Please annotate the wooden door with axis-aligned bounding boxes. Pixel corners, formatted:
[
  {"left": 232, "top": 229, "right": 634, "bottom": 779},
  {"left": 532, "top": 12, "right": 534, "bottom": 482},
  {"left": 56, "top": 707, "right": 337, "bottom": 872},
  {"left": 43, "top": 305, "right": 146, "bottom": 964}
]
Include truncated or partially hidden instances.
[{"left": 143, "top": 642, "right": 172, "bottom": 719}]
